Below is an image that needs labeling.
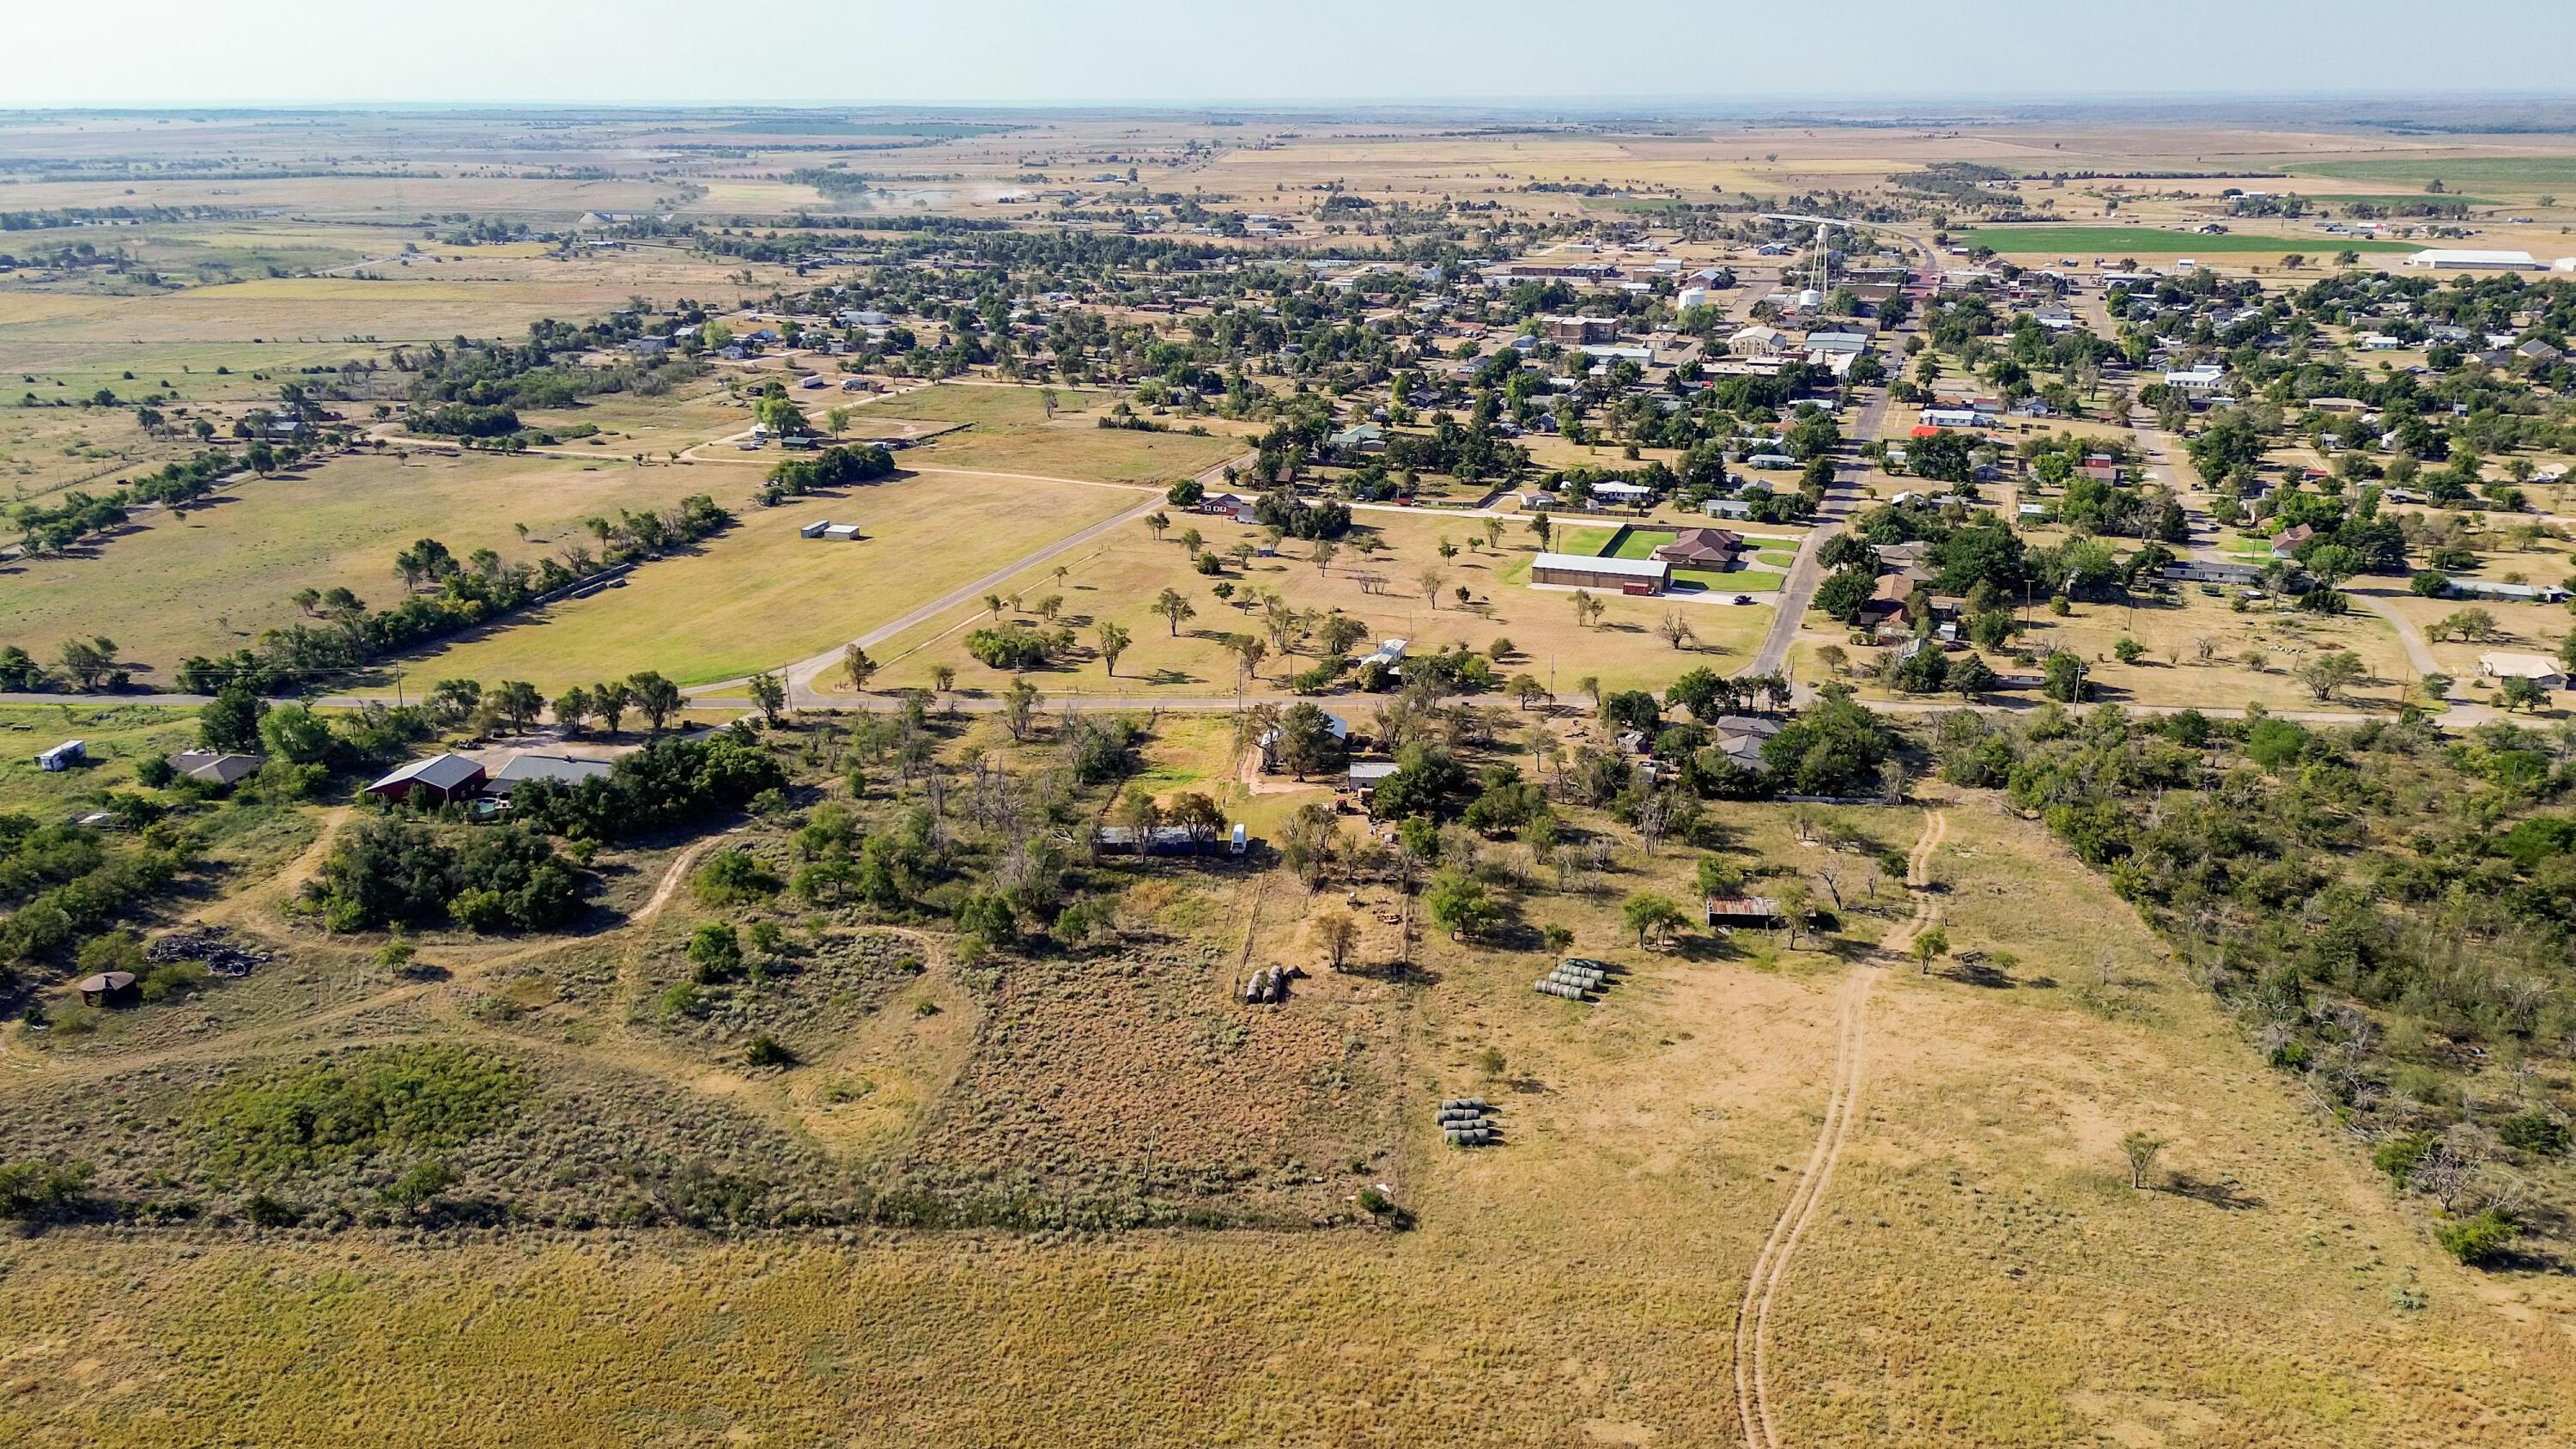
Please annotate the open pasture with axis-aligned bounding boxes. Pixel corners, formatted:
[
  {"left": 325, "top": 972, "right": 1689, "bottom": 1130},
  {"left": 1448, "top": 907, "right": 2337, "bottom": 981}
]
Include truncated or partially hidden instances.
[
  {"left": 0, "top": 449, "right": 728, "bottom": 677},
  {"left": 415, "top": 469, "right": 1143, "bottom": 691}
]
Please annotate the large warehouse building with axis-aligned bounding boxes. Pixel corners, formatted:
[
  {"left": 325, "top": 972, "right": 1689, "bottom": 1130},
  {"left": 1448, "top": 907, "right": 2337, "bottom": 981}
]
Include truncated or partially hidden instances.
[
  {"left": 1530, "top": 552, "right": 1671, "bottom": 594},
  {"left": 2406, "top": 248, "right": 2543, "bottom": 271}
]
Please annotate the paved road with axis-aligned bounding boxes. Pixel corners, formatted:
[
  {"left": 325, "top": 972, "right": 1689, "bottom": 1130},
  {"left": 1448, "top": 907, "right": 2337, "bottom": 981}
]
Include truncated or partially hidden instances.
[{"left": 1742, "top": 356, "right": 1893, "bottom": 682}]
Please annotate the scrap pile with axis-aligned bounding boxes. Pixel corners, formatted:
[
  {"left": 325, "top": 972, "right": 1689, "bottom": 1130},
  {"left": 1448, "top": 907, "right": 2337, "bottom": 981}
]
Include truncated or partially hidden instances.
[
  {"left": 1437, "top": 1098, "right": 1499, "bottom": 1148},
  {"left": 148, "top": 927, "right": 270, "bottom": 979},
  {"left": 1534, "top": 957, "right": 1612, "bottom": 1002}
]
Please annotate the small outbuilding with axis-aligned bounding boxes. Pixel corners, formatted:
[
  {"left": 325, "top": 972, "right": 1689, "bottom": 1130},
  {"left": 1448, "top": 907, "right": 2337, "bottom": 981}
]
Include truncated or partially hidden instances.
[
  {"left": 169, "top": 751, "right": 264, "bottom": 788},
  {"left": 76, "top": 971, "right": 137, "bottom": 1006},
  {"left": 2480, "top": 652, "right": 2568, "bottom": 691},
  {"left": 363, "top": 752, "right": 489, "bottom": 806},
  {"left": 37, "top": 740, "right": 87, "bottom": 771},
  {"left": 1704, "top": 895, "right": 1784, "bottom": 927}
]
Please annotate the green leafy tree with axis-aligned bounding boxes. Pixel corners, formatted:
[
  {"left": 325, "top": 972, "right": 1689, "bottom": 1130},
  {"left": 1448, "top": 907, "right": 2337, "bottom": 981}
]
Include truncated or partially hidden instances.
[
  {"left": 1425, "top": 868, "right": 1498, "bottom": 941},
  {"left": 688, "top": 922, "right": 744, "bottom": 983},
  {"left": 1097, "top": 620, "right": 1133, "bottom": 677},
  {"left": 628, "top": 672, "right": 683, "bottom": 735},
  {"left": 1622, "top": 892, "right": 1689, "bottom": 948}
]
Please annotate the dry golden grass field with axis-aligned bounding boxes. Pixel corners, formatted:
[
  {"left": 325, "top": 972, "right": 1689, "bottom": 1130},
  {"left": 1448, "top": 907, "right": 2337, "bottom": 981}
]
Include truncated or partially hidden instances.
[
  {"left": 9, "top": 107, "right": 2576, "bottom": 1447},
  {"left": 2, "top": 782, "right": 2572, "bottom": 1447},
  {"left": 838, "top": 510, "right": 1776, "bottom": 703},
  {"left": 0, "top": 449, "right": 739, "bottom": 679}
]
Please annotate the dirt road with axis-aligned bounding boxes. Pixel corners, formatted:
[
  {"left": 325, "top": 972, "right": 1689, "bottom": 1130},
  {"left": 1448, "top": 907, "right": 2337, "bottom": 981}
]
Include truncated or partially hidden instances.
[{"left": 1732, "top": 807, "right": 1941, "bottom": 1449}]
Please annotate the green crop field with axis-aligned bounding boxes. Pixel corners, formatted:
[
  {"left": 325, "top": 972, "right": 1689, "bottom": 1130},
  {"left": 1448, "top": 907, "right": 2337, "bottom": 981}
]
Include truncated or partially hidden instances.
[
  {"left": 2299, "top": 156, "right": 2576, "bottom": 190},
  {"left": 1965, "top": 227, "right": 2414, "bottom": 255}
]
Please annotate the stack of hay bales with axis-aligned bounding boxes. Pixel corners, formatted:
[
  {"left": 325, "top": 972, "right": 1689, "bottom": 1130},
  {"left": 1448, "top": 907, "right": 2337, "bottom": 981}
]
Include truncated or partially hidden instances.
[
  {"left": 1438, "top": 1098, "right": 1498, "bottom": 1147},
  {"left": 1534, "top": 958, "right": 1610, "bottom": 1002}
]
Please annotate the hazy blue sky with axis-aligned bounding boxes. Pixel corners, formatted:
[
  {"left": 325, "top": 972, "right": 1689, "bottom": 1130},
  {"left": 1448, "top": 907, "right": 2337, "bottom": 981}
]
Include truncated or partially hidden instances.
[{"left": 5, "top": 0, "right": 2570, "bottom": 107}]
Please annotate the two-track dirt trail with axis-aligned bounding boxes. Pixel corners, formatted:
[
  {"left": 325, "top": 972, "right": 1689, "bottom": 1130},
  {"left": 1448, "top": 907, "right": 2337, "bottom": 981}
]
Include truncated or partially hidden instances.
[{"left": 1733, "top": 807, "right": 1944, "bottom": 1449}]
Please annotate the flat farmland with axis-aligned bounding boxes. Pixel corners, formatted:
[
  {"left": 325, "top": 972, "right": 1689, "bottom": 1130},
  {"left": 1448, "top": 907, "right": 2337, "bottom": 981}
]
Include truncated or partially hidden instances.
[
  {"left": 0, "top": 174, "right": 677, "bottom": 219},
  {"left": 844, "top": 510, "right": 1773, "bottom": 703},
  {"left": 1964, "top": 226, "right": 2413, "bottom": 256},
  {"left": 2291, "top": 155, "right": 2576, "bottom": 192},
  {"left": 0, "top": 248, "right": 807, "bottom": 356},
  {"left": 414, "top": 470, "right": 1145, "bottom": 691},
  {"left": 915, "top": 424, "right": 1242, "bottom": 485},
  {"left": 1, "top": 450, "right": 732, "bottom": 677}
]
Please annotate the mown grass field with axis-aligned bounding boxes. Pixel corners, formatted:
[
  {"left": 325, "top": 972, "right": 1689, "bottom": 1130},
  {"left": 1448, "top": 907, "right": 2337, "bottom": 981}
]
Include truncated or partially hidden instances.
[
  {"left": 913, "top": 423, "right": 1243, "bottom": 485},
  {"left": 416, "top": 470, "right": 1142, "bottom": 691},
  {"left": 0, "top": 449, "right": 737, "bottom": 679},
  {"left": 1964, "top": 227, "right": 2414, "bottom": 256},
  {"left": 843, "top": 383, "right": 1245, "bottom": 484}
]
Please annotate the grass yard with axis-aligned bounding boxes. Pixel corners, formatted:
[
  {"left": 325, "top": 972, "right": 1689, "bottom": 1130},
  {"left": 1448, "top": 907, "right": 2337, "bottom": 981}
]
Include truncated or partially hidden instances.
[
  {"left": 0, "top": 702, "right": 204, "bottom": 814},
  {"left": 1963, "top": 226, "right": 2413, "bottom": 256},
  {"left": 415, "top": 471, "right": 1141, "bottom": 692},
  {"left": 1677, "top": 566, "right": 1781, "bottom": 593},
  {"left": 2369, "top": 588, "right": 2573, "bottom": 694}
]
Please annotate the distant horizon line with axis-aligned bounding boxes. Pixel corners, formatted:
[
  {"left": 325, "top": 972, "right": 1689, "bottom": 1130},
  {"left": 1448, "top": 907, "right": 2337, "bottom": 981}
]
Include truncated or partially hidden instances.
[{"left": 9, "top": 89, "right": 2576, "bottom": 115}]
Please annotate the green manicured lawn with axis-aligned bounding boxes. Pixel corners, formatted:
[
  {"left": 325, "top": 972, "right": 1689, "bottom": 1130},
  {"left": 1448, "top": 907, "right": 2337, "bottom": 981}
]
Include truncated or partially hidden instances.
[
  {"left": 1756, "top": 549, "right": 1799, "bottom": 569},
  {"left": 1609, "top": 529, "right": 1678, "bottom": 560},
  {"left": 1675, "top": 568, "right": 1781, "bottom": 593},
  {"left": 1964, "top": 227, "right": 2412, "bottom": 255},
  {"left": 1558, "top": 527, "right": 1618, "bottom": 556}
]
